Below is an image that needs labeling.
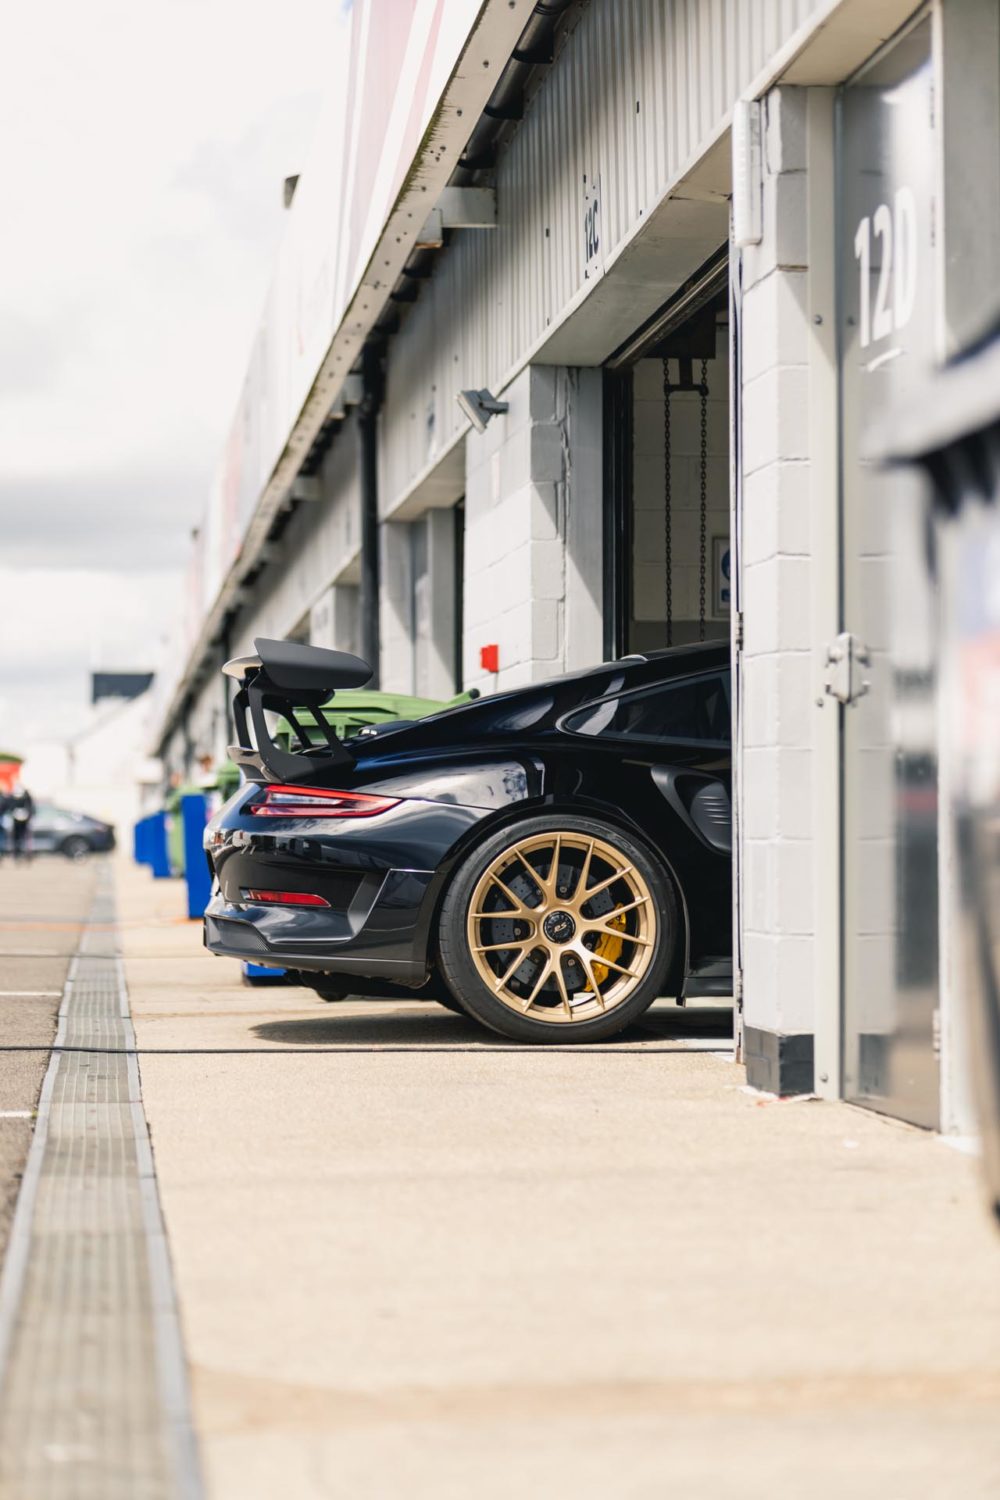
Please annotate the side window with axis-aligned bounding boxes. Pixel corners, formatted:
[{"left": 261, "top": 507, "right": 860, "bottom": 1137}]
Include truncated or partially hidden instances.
[{"left": 565, "top": 671, "right": 731, "bottom": 745}]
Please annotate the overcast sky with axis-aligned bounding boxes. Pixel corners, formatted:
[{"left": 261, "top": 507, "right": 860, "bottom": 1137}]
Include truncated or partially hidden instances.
[{"left": 0, "top": 0, "right": 344, "bottom": 751}]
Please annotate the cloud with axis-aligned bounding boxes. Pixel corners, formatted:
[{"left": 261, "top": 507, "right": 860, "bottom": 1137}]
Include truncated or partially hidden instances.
[
  {"left": 0, "top": 565, "right": 179, "bottom": 749},
  {"left": 0, "top": 0, "right": 344, "bottom": 742},
  {"left": 170, "top": 90, "right": 323, "bottom": 246},
  {"left": 0, "top": 309, "right": 86, "bottom": 397},
  {"left": 0, "top": 468, "right": 206, "bottom": 569}
]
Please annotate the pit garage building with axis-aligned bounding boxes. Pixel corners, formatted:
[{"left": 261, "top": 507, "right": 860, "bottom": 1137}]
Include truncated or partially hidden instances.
[{"left": 154, "top": 0, "right": 1000, "bottom": 1129}]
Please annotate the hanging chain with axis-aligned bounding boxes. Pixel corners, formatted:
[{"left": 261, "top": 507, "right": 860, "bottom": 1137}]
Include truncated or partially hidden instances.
[
  {"left": 698, "top": 358, "right": 708, "bottom": 643},
  {"left": 663, "top": 359, "right": 673, "bottom": 648}
]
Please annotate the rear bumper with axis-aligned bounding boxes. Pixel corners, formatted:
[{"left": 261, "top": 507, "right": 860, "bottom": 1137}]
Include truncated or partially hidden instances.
[{"left": 203, "top": 866, "right": 436, "bottom": 985}]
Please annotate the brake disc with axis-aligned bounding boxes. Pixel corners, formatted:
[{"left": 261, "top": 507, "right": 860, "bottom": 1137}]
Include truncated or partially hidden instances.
[{"left": 483, "top": 857, "right": 625, "bottom": 1001}]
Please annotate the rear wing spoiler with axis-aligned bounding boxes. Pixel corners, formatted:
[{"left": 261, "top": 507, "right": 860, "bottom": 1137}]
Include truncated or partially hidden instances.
[{"left": 224, "top": 637, "right": 373, "bottom": 783}]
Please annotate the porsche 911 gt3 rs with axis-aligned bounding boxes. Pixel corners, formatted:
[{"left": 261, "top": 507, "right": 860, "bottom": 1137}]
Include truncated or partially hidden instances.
[{"left": 203, "top": 637, "right": 732, "bottom": 1043}]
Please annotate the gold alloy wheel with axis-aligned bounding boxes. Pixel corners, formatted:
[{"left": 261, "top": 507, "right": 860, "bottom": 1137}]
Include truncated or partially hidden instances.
[{"left": 466, "top": 831, "right": 657, "bottom": 1024}]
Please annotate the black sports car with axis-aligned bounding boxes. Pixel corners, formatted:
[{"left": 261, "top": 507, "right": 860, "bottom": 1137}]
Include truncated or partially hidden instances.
[{"left": 203, "top": 637, "right": 733, "bottom": 1043}]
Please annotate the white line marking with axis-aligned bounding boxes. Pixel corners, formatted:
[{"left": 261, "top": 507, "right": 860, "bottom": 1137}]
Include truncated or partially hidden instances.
[
  {"left": 0, "top": 991, "right": 62, "bottom": 998},
  {"left": 0, "top": 1111, "right": 33, "bottom": 1119}
]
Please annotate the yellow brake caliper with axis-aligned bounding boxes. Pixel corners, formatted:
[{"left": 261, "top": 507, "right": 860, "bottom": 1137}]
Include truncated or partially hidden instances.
[{"left": 588, "top": 911, "right": 627, "bottom": 989}]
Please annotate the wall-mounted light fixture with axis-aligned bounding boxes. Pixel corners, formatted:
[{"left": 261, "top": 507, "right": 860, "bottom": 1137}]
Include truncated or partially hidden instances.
[{"left": 457, "top": 388, "right": 509, "bottom": 434}]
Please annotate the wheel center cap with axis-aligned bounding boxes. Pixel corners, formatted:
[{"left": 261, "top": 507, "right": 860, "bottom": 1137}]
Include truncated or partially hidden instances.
[{"left": 542, "top": 910, "right": 577, "bottom": 945}]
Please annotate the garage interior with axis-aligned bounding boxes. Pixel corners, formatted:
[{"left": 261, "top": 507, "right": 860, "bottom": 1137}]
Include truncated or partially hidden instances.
[{"left": 602, "top": 253, "right": 731, "bottom": 660}]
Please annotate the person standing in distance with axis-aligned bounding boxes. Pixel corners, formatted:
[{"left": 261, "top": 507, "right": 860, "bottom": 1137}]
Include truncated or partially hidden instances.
[
  {"left": 0, "top": 786, "right": 11, "bottom": 858},
  {"left": 9, "top": 781, "right": 34, "bottom": 861}
]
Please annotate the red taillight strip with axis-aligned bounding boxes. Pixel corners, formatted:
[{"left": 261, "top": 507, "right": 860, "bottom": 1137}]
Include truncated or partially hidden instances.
[
  {"left": 242, "top": 889, "right": 330, "bottom": 907},
  {"left": 250, "top": 785, "right": 399, "bottom": 818}
]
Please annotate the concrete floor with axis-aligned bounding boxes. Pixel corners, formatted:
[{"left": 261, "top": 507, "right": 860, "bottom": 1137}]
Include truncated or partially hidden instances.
[
  {"left": 113, "top": 858, "right": 1000, "bottom": 1499},
  {"left": 0, "top": 858, "right": 96, "bottom": 1259}
]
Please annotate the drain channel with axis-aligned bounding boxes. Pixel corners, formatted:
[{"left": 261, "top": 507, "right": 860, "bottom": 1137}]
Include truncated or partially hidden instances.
[{"left": 0, "top": 870, "right": 201, "bottom": 1499}]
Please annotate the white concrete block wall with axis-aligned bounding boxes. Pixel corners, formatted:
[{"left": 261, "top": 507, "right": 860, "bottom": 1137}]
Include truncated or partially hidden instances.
[
  {"left": 463, "top": 365, "right": 603, "bottom": 695},
  {"left": 739, "top": 87, "right": 817, "bottom": 1044},
  {"left": 379, "top": 508, "right": 462, "bottom": 699},
  {"left": 378, "top": 522, "right": 414, "bottom": 694},
  {"left": 310, "top": 584, "right": 360, "bottom": 658},
  {"left": 417, "top": 508, "right": 459, "bottom": 699},
  {"left": 564, "top": 369, "right": 604, "bottom": 673}
]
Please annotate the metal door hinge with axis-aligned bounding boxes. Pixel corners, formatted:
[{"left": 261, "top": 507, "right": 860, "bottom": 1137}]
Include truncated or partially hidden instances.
[
  {"left": 825, "top": 632, "right": 871, "bottom": 706},
  {"left": 734, "top": 610, "right": 744, "bottom": 652}
]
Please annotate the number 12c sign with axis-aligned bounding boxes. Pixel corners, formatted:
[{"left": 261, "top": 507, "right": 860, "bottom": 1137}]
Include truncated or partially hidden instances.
[{"left": 853, "top": 186, "right": 918, "bottom": 350}]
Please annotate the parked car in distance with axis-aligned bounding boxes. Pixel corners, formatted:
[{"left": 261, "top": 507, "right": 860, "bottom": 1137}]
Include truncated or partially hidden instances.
[
  {"left": 22, "top": 804, "right": 116, "bottom": 859},
  {"left": 203, "top": 637, "right": 732, "bottom": 1045}
]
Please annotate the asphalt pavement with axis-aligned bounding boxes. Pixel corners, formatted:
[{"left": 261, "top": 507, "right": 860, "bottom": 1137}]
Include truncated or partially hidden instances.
[{"left": 0, "top": 856, "right": 97, "bottom": 1258}]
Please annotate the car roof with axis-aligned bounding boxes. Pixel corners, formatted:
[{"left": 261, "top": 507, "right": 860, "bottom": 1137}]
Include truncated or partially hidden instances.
[{"left": 350, "top": 640, "right": 730, "bottom": 759}]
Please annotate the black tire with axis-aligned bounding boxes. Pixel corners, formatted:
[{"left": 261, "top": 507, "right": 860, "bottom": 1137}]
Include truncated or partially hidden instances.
[
  {"left": 61, "top": 836, "right": 91, "bottom": 862},
  {"left": 437, "top": 813, "right": 680, "bottom": 1044}
]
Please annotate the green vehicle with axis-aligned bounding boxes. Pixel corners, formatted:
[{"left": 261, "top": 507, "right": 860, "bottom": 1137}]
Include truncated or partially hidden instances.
[
  {"left": 214, "top": 760, "right": 242, "bottom": 802},
  {"left": 277, "top": 688, "right": 474, "bottom": 749}
]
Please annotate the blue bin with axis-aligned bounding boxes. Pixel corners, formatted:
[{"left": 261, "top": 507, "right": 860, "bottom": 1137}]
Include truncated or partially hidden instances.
[
  {"left": 135, "top": 811, "right": 171, "bottom": 879},
  {"left": 242, "top": 962, "right": 288, "bottom": 984},
  {"left": 181, "top": 794, "right": 213, "bottom": 919}
]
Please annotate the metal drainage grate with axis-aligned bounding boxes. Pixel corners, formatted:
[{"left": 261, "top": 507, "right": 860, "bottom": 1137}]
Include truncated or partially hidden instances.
[{"left": 0, "top": 869, "right": 201, "bottom": 1499}]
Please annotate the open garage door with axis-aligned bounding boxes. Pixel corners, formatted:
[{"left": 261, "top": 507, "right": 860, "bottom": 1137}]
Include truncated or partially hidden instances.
[
  {"left": 603, "top": 249, "right": 731, "bottom": 659},
  {"left": 602, "top": 248, "right": 738, "bottom": 1022}
]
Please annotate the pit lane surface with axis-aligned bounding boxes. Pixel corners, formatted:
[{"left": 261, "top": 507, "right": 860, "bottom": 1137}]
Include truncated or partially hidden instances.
[{"left": 118, "top": 859, "right": 1000, "bottom": 1500}]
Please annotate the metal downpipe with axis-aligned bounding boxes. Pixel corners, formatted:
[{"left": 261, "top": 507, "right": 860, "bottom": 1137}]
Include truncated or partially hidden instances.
[{"left": 357, "top": 347, "right": 383, "bottom": 686}]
